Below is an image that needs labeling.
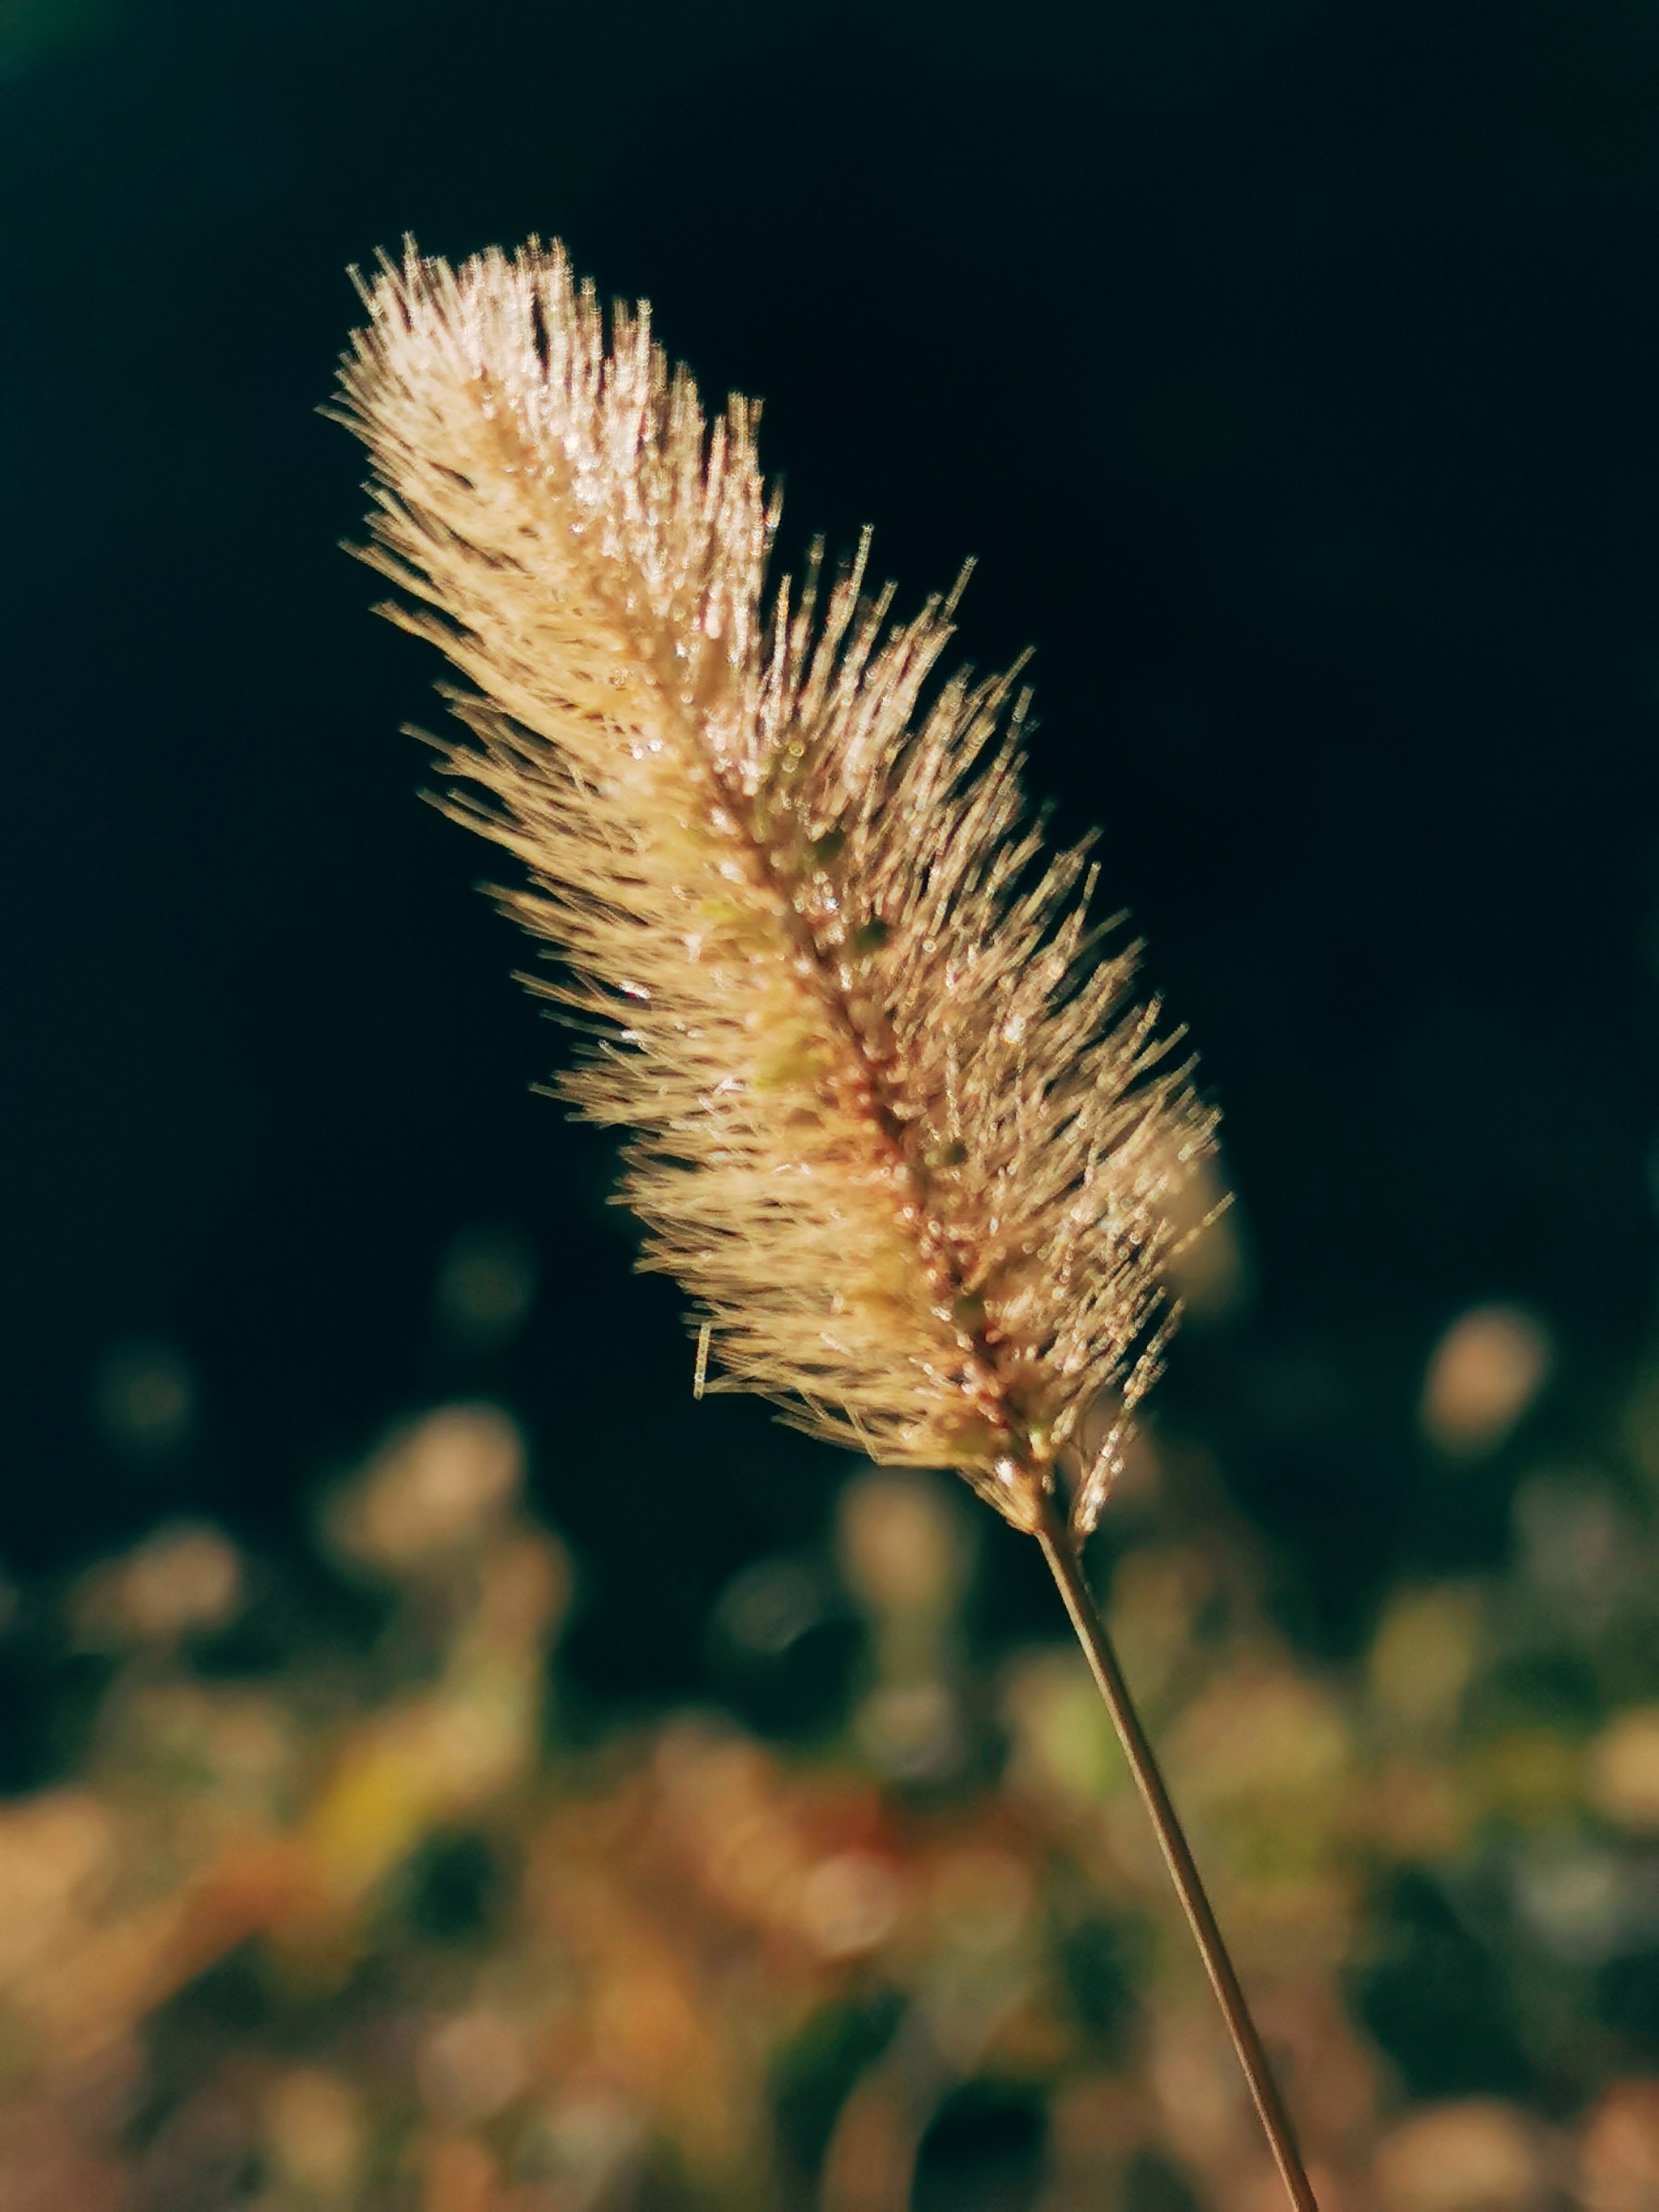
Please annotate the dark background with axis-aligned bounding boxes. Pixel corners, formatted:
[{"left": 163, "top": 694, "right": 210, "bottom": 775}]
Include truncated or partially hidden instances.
[{"left": 4, "top": 0, "right": 1657, "bottom": 1703}]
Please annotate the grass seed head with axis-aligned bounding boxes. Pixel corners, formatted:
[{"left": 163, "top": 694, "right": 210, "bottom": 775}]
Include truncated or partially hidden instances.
[{"left": 337, "top": 239, "right": 1218, "bottom": 1536}]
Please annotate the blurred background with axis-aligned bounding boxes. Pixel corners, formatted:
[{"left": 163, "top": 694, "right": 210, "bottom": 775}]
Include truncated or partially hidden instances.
[{"left": 4, "top": 2, "right": 1659, "bottom": 2206}]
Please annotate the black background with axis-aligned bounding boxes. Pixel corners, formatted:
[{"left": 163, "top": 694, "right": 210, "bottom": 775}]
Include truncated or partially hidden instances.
[{"left": 4, "top": 0, "right": 1657, "bottom": 1703}]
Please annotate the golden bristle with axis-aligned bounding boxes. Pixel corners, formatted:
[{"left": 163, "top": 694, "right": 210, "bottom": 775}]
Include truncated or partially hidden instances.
[{"left": 335, "top": 239, "right": 1216, "bottom": 1536}]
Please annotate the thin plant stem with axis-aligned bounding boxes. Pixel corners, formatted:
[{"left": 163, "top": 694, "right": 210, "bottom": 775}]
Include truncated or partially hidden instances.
[{"left": 1033, "top": 1492, "right": 1320, "bottom": 2212}]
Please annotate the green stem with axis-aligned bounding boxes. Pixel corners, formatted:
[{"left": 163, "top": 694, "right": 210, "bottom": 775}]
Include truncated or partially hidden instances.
[{"left": 1033, "top": 1494, "right": 1319, "bottom": 2212}]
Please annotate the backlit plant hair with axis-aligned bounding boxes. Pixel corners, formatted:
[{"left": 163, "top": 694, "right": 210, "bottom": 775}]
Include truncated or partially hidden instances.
[{"left": 336, "top": 240, "right": 1317, "bottom": 2211}]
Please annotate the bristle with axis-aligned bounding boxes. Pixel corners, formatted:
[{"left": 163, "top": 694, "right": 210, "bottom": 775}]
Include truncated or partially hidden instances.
[{"left": 337, "top": 239, "right": 1217, "bottom": 1536}]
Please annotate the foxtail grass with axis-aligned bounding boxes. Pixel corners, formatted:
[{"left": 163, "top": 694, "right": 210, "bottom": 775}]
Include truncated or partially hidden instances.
[{"left": 337, "top": 240, "right": 1318, "bottom": 2211}]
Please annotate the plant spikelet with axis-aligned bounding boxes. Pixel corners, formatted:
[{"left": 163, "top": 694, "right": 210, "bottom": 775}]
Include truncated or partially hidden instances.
[{"left": 336, "top": 241, "right": 1218, "bottom": 1536}]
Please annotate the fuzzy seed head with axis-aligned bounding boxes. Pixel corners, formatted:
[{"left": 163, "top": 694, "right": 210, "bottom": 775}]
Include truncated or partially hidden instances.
[{"left": 336, "top": 240, "right": 1218, "bottom": 1536}]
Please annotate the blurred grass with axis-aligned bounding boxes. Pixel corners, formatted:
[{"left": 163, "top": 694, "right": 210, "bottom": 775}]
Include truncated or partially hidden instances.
[{"left": 1, "top": 1307, "right": 1657, "bottom": 2210}]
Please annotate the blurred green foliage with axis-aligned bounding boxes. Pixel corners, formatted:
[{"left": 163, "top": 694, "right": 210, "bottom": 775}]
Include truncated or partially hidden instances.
[{"left": 1, "top": 1327, "right": 1657, "bottom": 2209}]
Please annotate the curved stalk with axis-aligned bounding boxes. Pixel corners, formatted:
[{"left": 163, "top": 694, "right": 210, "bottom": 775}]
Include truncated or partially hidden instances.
[{"left": 1033, "top": 1494, "right": 1319, "bottom": 2212}]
